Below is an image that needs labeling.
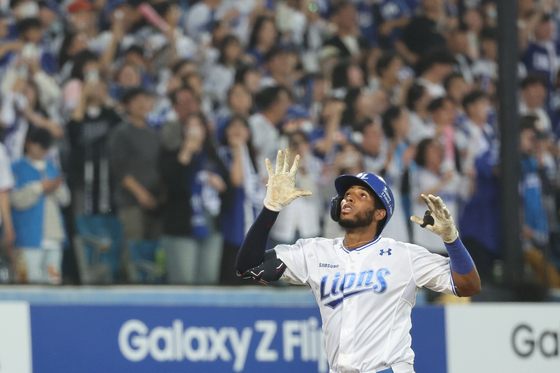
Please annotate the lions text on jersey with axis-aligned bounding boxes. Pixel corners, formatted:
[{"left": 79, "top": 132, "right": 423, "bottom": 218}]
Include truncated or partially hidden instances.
[{"left": 274, "top": 236, "right": 457, "bottom": 373}]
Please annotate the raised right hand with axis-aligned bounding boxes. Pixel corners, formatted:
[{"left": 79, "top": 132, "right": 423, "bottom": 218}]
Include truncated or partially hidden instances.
[{"left": 263, "top": 149, "right": 312, "bottom": 212}]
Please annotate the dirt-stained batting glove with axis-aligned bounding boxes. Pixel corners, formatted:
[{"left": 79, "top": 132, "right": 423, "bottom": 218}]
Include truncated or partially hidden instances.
[
  {"left": 263, "top": 149, "right": 312, "bottom": 212},
  {"left": 410, "top": 194, "right": 459, "bottom": 243}
]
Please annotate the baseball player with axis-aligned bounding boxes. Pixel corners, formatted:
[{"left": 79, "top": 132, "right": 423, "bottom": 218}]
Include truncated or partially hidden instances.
[{"left": 236, "top": 149, "right": 481, "bottom": 373}]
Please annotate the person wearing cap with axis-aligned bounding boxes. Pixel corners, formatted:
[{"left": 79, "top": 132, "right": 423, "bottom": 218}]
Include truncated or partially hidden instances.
[
  {"left": 235, "top": 149, "right": 480, "bottom": 373},
  {"left": 67, "top": 0, "right": 97, "bottom": 36}
]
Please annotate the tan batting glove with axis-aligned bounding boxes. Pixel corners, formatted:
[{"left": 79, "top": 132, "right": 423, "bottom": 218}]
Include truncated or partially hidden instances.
[
  {"left": 410, "top": 194, "right": 459, "bottom": 243},
  {"left": 263, "top": 149, "right": 312, "bottom": 212}
]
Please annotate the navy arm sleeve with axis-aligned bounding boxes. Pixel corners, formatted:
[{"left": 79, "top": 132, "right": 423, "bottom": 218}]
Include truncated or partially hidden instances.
[{"left": 235, "top": 207, "right": 279, "bottom": 274}]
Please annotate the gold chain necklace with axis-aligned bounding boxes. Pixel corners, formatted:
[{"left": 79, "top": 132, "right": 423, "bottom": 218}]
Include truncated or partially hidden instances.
[{"left": 343, "top": 238, "right": 377, "bottom": 249}]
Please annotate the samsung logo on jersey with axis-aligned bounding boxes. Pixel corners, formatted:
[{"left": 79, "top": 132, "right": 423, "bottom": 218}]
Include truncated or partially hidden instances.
[
  {"left": 319, "top": 263, "right": 339, "bottom": 269},
  {"left": 320, "top": 269, "right": 390, "bottom": 309}
]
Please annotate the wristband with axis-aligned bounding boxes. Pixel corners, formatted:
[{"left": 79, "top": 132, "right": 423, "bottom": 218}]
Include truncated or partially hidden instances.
[{"left": 444, "top": 237, "right": 474, "bottom": 275}]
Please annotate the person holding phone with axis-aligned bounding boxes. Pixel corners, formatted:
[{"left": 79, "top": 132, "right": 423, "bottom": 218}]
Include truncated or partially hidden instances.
[
  {"left": 159, "top": 113, "right": 232, "bottom": 285},
  {"left": 10, "top": 128, "right": 70, "bottom": 284}
]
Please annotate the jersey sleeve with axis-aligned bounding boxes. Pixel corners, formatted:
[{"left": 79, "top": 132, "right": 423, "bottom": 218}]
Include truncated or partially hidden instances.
[
  {"left": 273, "top": 239, "right": 310, "bottom": 285},
  {"left": 407, "top": 243, "right": 458, "bottom": 296}
]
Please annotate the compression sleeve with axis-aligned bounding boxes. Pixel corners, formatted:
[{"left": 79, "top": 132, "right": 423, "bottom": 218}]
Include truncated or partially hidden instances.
[
  {"left": 235, "top": 207, "right": 279, "bottom": 274},
  {"left": 444, "top": 237, "right": 475, "bottom": 275}
]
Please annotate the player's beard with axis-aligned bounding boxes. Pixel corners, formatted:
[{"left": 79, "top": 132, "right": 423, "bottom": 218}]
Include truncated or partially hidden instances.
[{"left": 338, "top": 209, "right": 375, "bottom": 229}]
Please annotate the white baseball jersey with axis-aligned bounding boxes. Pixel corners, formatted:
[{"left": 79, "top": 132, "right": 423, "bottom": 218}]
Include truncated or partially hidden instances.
[{"left": 274, "top": 235, "right": 457, "bottom": 373}]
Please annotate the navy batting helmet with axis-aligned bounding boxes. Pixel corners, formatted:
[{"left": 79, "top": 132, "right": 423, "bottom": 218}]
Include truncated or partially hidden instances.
[{"left": 330, "top": 172, "right": 395, "bottom": 233}]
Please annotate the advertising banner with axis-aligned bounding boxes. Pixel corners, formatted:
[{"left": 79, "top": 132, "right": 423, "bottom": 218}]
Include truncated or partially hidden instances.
[
  {"left": 0, "top": 302, "right": 32, "bottom": 373},
  {"left": 446, "top": 304, "right": 560, "bottom": 373},
  {"left": 31, "top": 305, "right": 328, "bottom": 373}
]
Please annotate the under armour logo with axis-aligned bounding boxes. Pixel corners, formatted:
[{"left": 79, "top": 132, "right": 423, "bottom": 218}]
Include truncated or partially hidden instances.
[{"left": 380, "top": 249, "right": 392, "bottom": 256}]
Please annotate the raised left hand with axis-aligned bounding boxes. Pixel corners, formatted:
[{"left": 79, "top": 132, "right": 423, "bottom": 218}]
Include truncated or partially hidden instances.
[{"left": 410, "top": 194, "right": 458, "bottom": 243}]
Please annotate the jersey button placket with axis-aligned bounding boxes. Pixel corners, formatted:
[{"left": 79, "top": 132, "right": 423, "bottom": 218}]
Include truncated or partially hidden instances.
[{"left": 337, "top": 253, "right": 358, "bottom": 370}]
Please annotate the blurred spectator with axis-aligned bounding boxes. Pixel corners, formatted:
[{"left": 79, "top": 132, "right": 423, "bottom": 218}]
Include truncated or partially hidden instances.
[
  {"left": 520, "top": 74, "right": 552, "bottom": 135},
  {"left": 159, "top": 113, "right": 230, "bottom": 285},
  {"left": 108, "top": 88, "right": 163, "bottom": 243},
  {"left": 58, "top": 32, "right": 89, "bottom": 83},
  {"left": 149, "top": 1, "right": 197, "bottom": 64},
  {"left": 415, "top": 49, "right": 456, "bottom": 98},
  {"left": 205, "top": 34, "right": 244, "bottom": 104},
  {"left": 184, "top": 0, "right": 225, "bottom": 43},
  {"left": 519, "top": 117, "right": 549, "bottom": 248},
  {"left": 471, "top": 26, "right": 497, "bottom": 80},
  {"left": 396, "top": 0, "right": 449, "bottom": 64},
  {"left": 270, "top": 130, "right": 322, "bottom": 245},
  {"left": 444, "top": 72, "right": 469, "bottom": 115},
  {"left": 331, "top": 59, "right": 364, "bottom": 95},
  {"left": 218, "top": 115, "right": 264, "bottom": 285},
  {"left": 406, "top": 83, "right": 433, "bottom": 144},
  {"left": 342, "top": 87, "right": 388, "bottom": 131},
  {"left": 67, "top": 0, "right": 97, "bottom": 40},
  {"left": 1, "top": 76, "right": 63, "bottom": 161},
  {"left": 521, "top": 13, "right": 557, "bottom": 91},
  {"left": 379, "top": 105, "right": 414, "bottom": 242},
  {"left": 459, "top": 126, "right": 500, "bottom": 283},
  {"left": 411, "top": 138, "right": 467, "bottom": 254},
  {"left": 159, "top": 85, "right": 201, "bottom": 151},
  {"left": 216, "top": 83, "right": 254, "bottom": 139},
  {"left": 461, "top": 7, "right": 483, "bottom": 61},
  {"left": 446, "top": 23, "right": 474, "bottom": 83},
  {"left": 334, "top": 141, "right": 365, "bottom": 177},
  {"left": 62, "top": 50, "right": 100, "bottom": 113},
  {"left": 249, "top": 85, "right": 291, "bottom": 176},
  {"left": 183, "top": 72, "right": 215, "bottom": 122},
  {"left": 110, "top": 62, "right": 143, "bottom": 102},
  {"left": 376, "top": 0, "right": 412, "bottom": 51},
  {"left": 311, "top": 98, "right": 346, "bottom": 158},
  {"left": 10, "top": 128, "right": 70, "bottom": 284},
  {"left": 322, "top": 1, "right": 368, "bottom": 60},
  {"left": 234, "top": 64, "right": 262, "bottom": 95},
  {"left": 247, "top": 16, "right": 278, "bottom": 68},
  {"left": 457, "top": 90, "right": 493, "bottom": 174},
  {"left": 67, "top": 79, "right": 121, "bottom": 215},
  {"left": 6, "top": 18, "right": 57, "bottom": 75},
  {"left": 362, "top": 118, "right": 386, "bottom": 172},
  {"left": 363, "top": 47, "right": 384, "bottom": 89},
  {"left": 38, "top": 1, "right": 64, "bottom": 57},
  {"left": 427, "top": 96, "right": 457, "bottom": 171},
  {"left": 260, "top": 45, "right": 289, "bottom": 88},
  {"left": 372, "top": 52, "right": 412, "bottom": 106}
]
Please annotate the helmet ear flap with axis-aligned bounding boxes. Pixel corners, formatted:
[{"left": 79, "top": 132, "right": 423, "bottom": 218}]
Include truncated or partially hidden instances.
[{"left": 330, "top": 195, "right": 344, "bottom": 221}]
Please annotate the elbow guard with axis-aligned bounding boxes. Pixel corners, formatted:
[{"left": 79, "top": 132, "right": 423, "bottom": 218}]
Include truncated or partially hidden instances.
[{"left": 240, "top": 250, "right": 286, "bottom": 285}]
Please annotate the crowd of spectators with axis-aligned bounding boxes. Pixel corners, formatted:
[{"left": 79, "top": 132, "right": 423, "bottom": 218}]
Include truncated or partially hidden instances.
[{"left": 0, "top": 0, "right": 559, "bottom": 289}]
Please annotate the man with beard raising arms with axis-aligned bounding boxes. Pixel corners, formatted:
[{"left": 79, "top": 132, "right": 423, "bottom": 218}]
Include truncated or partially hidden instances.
[{"left": 235, "top": 149, "right": 481, "bottom": 373}]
